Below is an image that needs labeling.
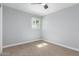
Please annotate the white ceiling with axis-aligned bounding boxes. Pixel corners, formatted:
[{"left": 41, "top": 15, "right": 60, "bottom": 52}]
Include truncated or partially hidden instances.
[{"left": 4, "top": 3, "right": 77, "bottom": 16}]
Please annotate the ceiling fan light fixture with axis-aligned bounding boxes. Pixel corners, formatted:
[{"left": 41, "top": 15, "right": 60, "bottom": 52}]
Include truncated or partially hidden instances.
[{"left": 44, "top": 4, "right": 48, "bottom": 9}]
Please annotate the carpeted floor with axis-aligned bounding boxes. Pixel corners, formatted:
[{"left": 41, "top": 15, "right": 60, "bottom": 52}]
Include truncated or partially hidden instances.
[{"left": 2, "top": 40, "right": 79, "bottom": 56}]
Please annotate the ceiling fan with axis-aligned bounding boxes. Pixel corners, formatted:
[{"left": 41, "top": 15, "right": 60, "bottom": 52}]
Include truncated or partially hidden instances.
[{"left": 31, "top": 3, "right": 48, "bottom": 9}]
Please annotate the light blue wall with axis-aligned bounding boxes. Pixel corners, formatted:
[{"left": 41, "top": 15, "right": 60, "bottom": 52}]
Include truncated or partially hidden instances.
[
  {"left": 3, "top": 6, "right": 41, "bottom": 46},
  {"left": 42, "top": 4, "right": 79, "bottom": 50}
]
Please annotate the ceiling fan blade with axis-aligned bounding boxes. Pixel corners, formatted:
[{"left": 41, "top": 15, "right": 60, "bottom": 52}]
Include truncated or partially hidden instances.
[
  {"left": 31, "top": 3, "right": 48, "bottom": 9},
  {"left": 31, "top": 3, "right": 42, "bottom": 5}
]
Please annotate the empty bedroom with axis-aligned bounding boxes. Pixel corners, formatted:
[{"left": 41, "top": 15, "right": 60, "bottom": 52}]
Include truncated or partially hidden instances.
[{"left": 2, "top": 3, "right": 79, "bottom": 56}]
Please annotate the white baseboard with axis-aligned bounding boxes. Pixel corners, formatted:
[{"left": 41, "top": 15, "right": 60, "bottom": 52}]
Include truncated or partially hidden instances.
[
  {"left": 44, "top": 39, "right": 79, "bottom": 52},
  {"left": 3, "top": 39, "right": 79, "bottom": 52},
  {"left": 3, "top": 39, "right": 42, "bottom": 48}
]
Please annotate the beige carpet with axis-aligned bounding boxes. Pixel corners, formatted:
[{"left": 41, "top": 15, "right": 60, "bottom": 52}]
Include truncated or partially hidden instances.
[{"left": 2, "top": 40, "right": 79, "bottom": 56}]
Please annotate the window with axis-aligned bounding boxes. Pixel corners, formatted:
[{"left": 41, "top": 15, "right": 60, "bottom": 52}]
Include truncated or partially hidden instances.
[{"left": 32, "top": 17, "right": 40, "bottom": 29}]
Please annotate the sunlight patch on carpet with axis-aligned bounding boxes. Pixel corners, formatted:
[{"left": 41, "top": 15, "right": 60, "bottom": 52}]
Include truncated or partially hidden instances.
[{"left": 36, "top": 43, "right": 48, "bottom": 48}]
